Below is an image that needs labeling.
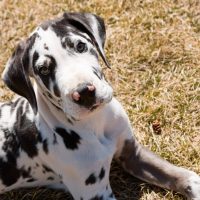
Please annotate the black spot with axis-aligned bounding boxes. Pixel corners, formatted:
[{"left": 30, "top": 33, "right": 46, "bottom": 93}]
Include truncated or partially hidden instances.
[
  {"left": 53, "top": 133, "right": 58, "bottom": 144},
  {"left": 53, "top": 83, "right": 61, "bottom": 97},
  {"left": 50, "top": 101, "right": 62, "bottom": 110},
  {"left": 0, "top": 153, "right": 21, "bottom": 186},
  {"left": 51, "top": 23, "right": 69, "bottom": 38},
  {"left": 32, "top": 51, "right": 39, "bottom": 68},
  {"left": 42, "top": 164, "right": 54, "bottom": 173},
  {"left": 80, "top": 198, "right": 83, "bottom": 200},
  {"left": 55, "top": 127, "right": 81, "bottom": 150},
  {"left": 47, "top": 176, "right": 55, "bottom": 180},
  {"left": 67, "top": 118, "right": 73, "bottom": 124},
  {"left": 27, "top": 178, "right": 36, "bottom": 182},
  {"left": 45, "top": 92, "right": 62, "bottom": 110},
  {"left": 98, "top": 167, "right": 105, "bottom": 181},
  {"left": 85, "top": 173, "right": 96, "bottom": 185},
  {"left": 61, "top": 36, "right": 74, "bottom": 49},
  {"left": 43, "top": 139, "right": 49, "bottom": 154},
  {"left": 47, "top": 93, "right": 53, "bottom": 99},
  {"left": 44, "top": 43, "right": 49, "bottom": 50},
  {"left": 92, "top": 67, "right": 102, "bottom": 80},
  {"left": 90, "top": 195, "right": 103, "bottom": 200},
  {"left": 37, "top": 130, "right": 43, "bottom": 143},
  {"left": 28, "top": 167, "right": 32, "bottom": 173},
  {"left": 35, "top": 163, "right": 39, "bottom": 167},
  {"left": 45, "top": 56, "right": 56, "bottom": 82},
  {"left": 71, "top": 116, "right": 78, "bottom": 121},
  {"left": 2, "top": 128, "right": 19, "bottom": 156},
  {"left": 21, "top": 167, "right": 31, "bottom": 178}
]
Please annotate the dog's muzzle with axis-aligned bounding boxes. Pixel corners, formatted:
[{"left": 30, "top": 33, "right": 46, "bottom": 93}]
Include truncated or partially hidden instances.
[{"left": 72, "top": 83, "right": 99, "bottom": 109}]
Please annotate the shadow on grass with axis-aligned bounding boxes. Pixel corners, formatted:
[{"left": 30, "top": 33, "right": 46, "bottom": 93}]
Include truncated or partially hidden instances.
[{"left": 0, "top": 161, "right": 184, "bottom": 200}]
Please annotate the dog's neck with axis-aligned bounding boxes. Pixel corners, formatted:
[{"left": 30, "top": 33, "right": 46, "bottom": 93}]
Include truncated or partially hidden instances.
[{"left": 34, "top": 86, "right": 70, "bottom": 129}]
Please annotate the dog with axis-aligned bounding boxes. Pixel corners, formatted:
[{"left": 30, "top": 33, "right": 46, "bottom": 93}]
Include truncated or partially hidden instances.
[{"left": 0, "top": 12, "right": 199, "bottom": 200}]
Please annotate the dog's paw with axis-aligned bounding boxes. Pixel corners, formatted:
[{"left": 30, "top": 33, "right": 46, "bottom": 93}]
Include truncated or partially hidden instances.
[{"left": 184, "top": 172, "right": 200, "bottom": 200}]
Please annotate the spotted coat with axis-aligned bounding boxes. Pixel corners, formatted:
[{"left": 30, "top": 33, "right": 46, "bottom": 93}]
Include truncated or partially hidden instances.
[{"left": 0, "top": 12, "right": 200, "bottom": 200}]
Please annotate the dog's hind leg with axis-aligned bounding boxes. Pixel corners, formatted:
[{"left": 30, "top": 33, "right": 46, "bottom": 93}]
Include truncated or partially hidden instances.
[{"left": 117, "top": 138, "right": 200, "bottom": 200}]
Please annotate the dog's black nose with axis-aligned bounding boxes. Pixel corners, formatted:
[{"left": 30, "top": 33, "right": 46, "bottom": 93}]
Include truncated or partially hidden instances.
[{"left": 72, "top": 83, "right": 96, "bottom": 108}]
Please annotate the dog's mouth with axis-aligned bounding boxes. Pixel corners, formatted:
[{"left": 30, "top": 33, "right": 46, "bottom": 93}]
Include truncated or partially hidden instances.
[
  {"left": 89, "top": 95, "right": 112, "bottom": 112},
  {"left": 89, "top": 102, "right": 101, "bottom": 111},
  {"left": 88, "top": 93, "right": 113, "bottom": 111}
]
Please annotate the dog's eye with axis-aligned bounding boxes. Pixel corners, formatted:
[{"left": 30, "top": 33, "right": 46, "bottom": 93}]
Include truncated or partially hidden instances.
[
  {"left": 38, "top": 65, "right": 50, "bottom": 75},
  {"left": 76, "top": 41, "right": 87, "bottom": 53}
]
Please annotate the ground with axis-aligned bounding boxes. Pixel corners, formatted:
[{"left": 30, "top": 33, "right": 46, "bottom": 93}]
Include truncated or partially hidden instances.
[{"left": 0, "top": 0, "right": 199, "bottom": 199}]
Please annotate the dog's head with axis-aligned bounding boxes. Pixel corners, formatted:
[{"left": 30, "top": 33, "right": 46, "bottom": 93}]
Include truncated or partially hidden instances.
[{"left": 2, "top": 13, "right": 113, "bottom": 120}]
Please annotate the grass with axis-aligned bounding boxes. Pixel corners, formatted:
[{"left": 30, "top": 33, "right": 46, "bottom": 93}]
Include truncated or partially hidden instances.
[{"left": 0, "top": 0, "right": 200, "bottom": 199}]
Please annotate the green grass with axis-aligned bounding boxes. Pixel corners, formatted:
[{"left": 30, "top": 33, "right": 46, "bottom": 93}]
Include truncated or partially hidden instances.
[{"left": 0, "top": 0, "right": 199, "bottom": 199}]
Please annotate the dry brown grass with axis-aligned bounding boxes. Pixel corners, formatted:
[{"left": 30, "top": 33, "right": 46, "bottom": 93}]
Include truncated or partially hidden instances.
[{"left": 0, "top": 0, "right": 200, "bottom": 199}]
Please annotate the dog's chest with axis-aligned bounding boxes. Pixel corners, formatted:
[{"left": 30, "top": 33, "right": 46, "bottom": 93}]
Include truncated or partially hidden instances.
[
  {"left": 38, "top": 120, "right": 116, "bottom": 187},
  {"left": 70, "top": 129, "right": 115, "bottom": 168}
]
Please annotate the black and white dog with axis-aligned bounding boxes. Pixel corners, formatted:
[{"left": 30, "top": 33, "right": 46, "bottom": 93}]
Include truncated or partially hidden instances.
[{"left": 0, "top": 12, "right": 199, "bottom": 200}]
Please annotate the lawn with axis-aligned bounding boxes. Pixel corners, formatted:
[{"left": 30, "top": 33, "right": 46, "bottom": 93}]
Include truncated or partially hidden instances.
[{"left": 0, "top": 0, "right": 199, "bottom": 199}]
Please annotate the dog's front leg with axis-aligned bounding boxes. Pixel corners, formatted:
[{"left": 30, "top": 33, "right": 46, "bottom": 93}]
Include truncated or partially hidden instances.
[
  {"left": 117, "top": 138, "right": 200, "bottom": 199},
  {"left": 107, "top": 99, "right": 200, "bottom": 199}
]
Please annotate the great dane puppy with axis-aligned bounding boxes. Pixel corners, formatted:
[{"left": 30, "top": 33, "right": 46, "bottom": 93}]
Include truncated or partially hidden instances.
[{"left": 0, "top": 12, "right": 199, "bottom": 200}]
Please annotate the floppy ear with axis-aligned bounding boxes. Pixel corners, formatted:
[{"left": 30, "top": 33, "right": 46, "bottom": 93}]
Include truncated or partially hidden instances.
[
  {"left": 60, "top": 12, "right": 110, "bottom": 68},
  {"left": 2, "top": 34, "right": 38, "bottom": 114}
]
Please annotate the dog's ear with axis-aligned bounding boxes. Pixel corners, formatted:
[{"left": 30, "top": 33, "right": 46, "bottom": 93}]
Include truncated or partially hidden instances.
[
  {"left": 61, "top": 12, "right": 110, "bottom": 68},
  {"left": 2, "top": 34, "right": 38, "bottom": 114}
]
